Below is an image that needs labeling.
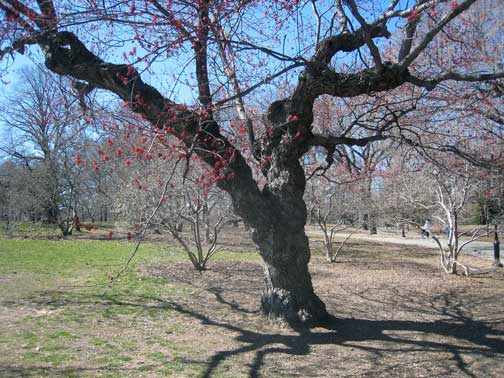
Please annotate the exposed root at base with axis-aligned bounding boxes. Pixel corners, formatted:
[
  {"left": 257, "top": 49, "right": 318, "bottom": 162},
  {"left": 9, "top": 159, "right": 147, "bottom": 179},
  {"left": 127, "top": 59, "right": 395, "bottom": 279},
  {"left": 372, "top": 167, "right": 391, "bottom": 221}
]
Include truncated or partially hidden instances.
[{"left": 260, "top": 289, "right": 328, "bottom": 327}]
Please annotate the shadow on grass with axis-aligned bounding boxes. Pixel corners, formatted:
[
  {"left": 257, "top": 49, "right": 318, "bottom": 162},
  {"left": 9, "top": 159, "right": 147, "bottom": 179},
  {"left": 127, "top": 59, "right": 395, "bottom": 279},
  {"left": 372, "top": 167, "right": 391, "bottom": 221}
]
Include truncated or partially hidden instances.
[
  {"left": 0, "top": 365, "right": 153, "bottom": 378},
  {"left": 2, "top": 286, "right": 503, "bottom": 378}
]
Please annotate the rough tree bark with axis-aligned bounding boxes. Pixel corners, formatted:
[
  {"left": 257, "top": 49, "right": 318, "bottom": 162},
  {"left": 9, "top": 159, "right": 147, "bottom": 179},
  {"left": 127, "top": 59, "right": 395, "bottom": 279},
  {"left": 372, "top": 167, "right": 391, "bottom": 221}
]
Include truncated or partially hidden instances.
[{"left": 250, "top": 158, "right": 327, "bottom": 322}]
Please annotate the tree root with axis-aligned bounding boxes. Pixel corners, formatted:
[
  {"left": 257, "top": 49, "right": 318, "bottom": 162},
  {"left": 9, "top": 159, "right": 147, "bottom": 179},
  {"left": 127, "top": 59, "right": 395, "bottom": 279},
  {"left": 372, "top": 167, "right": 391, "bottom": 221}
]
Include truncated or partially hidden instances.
[{"left": 452, "top": 261, "right": 497, "bottom": 276}]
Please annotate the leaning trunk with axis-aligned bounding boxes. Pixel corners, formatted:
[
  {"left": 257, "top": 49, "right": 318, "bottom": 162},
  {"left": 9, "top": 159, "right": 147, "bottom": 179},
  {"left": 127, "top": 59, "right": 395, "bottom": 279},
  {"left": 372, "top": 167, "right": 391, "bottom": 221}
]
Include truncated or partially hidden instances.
[
  {"left": 230, "top": 151, "right": 329, "bottom": 324},
  {"left": 221, "top": 149, "right": 328, "bottom": 324}
]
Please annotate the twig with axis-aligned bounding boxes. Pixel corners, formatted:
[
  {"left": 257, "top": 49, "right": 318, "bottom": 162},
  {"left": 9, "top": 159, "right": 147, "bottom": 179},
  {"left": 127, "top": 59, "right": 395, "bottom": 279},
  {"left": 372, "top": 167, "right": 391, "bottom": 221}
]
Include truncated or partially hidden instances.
[{"left": 60, "top": 157, "right": 183, "bottom": 289}]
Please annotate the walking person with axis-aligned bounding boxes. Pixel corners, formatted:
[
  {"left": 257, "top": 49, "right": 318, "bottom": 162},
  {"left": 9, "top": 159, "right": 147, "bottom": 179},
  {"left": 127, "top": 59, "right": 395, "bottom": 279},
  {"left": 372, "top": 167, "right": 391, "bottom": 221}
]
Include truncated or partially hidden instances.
[{"left": 422, "top": 220, "right": 431, "bottom": 239}]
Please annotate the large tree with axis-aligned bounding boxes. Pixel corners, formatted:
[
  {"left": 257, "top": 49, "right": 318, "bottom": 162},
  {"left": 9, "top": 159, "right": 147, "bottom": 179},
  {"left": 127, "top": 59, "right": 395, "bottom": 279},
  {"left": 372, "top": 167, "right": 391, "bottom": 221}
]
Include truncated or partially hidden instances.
[
  {"left": 1, "top": 0, "right": 503, "bottom": 324},
  {"left": 0, "top": 66, "right": 89, "bottom": 233}
]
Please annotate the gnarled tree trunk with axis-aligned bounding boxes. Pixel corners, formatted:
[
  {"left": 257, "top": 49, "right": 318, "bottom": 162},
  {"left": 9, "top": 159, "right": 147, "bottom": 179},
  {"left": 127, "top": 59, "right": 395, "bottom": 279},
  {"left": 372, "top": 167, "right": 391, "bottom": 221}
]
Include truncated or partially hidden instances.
[
  {"left": 228, "top": 120, "right": 328, "bottom": 323},
  {"left": 246, "top": 187, "right": 327, "bottom": 323},
  {"left": 256, "top": 223, "right": 327, "bottom": 324}
]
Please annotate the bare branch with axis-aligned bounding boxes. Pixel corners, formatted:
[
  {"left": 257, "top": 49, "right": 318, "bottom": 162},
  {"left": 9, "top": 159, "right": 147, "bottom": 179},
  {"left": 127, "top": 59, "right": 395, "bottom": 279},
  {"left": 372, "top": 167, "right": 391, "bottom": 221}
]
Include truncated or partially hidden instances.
[
  {"left": 345, "top": 0, "right": 384, "bottom": 71},
  {"left": 334, "top": 0, "right": 348, "bottom": 33},
  {"left": 399, "top": 0, "right": 478, "bottom": 69},
  {"left": 406, "top": 71, "right": 504, "bottom": 91},
  {"left": 398, "top": 11, "right": 421, "bottom": 61},
  {"left": 214, "top": 62, "right": 304, "bottom": 107}
]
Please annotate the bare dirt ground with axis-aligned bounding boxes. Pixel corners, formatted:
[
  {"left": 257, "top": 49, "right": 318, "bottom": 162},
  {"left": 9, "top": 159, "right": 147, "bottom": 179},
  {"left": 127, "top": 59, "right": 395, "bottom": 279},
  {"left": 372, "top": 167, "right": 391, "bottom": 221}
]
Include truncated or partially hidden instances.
[{"left": 142, "top": 240, "right": 504, "bottom": 378}]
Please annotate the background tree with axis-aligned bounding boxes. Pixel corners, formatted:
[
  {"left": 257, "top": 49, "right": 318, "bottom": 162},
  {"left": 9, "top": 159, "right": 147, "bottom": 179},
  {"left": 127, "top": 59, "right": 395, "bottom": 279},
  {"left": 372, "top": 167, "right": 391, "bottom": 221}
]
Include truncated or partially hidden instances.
[
  {"left": 398, "top": 155, "right": 497, "bottom": 274},
  {"left": 308, "top": 189, "right": 360, "bottom": 263},
  {"left": 96, "top": 111, "right": 236, "bottom": 269},
  {"left": 0, "top": 160, "right": 45, "bottom": 224},
  {"left": 161, "top": 182, "right": 233, "bottom": 271},
  {"left": 0, "top": 66, "right": 92, "bottom": 234}
]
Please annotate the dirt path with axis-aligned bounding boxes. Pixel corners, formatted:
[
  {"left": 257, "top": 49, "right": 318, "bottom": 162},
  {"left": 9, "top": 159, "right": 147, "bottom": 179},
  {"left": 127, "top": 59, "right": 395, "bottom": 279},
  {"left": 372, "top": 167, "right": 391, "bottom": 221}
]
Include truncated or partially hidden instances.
[{"left": 306, "top": 226, "right": 497, "bottom": 261}]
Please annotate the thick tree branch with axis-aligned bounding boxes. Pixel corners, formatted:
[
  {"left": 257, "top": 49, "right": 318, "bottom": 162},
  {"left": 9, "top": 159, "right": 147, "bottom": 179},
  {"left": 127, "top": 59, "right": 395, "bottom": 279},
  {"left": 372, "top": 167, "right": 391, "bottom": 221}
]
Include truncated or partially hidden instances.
[
  {"left": 345, "top": 0, "right": 384, "bottom": 71},
  {"left": 194, "top": 0, "right": 212, "bottom": 108},
  {"left": 311, "top": 0, "right": 322, "bottom": 46},
  {"left": 214, "top": 25, "right": 257, "bottom": 158},
  {"left": 310, "top": 133, "right": 387, "bottom": 148},
  {"left": 334, "top": 0, "right": 348, "bottom": 33},
  {"left": 2, "top": 0, "right": 39, "bottom": 25},
  {"left": 20, "top": 30, "right": 272, "bottom": 230},
  {"left": 312, "top": 24, "right": 390, "bottom": 65},
  {"left": 398, "top": 12, "right": 421, "bottom": 61},
  {"left": 35, "top": 0, "right": 56, "bottom": 30},
  {"left": 300, "top": 63, "right": 408, "bottom": 101},
  {"left": 0, "top": 2, "right": 36, "bottom": 34}
]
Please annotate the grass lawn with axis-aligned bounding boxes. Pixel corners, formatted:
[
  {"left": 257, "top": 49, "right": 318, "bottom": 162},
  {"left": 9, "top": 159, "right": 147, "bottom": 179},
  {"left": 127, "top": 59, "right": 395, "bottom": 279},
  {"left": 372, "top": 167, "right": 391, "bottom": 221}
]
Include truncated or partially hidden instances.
[
  {"left": 0, "top": 223, "right": 62, "bottom": 238},
  {"left": 0, "top": 237, "right": 503, "bottom": 377},
  {"left": 0, "top": 239, "right": 258, "bottom": 377}
]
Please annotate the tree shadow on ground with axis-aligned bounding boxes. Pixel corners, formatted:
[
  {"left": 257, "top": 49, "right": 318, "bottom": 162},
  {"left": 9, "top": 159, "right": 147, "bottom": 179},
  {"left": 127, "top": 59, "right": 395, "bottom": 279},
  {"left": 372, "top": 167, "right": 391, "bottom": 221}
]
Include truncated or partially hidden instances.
[
  {"left": 3, "top": 244, "right": 504, "bottom": 378},
  {"left": 3, "top": 285, "right": 503, "bottom": 378},
  {"left": 0, "top": 365, "right": 151, "bottom": 378},
  {"left": 176, "top": 293, "right": 504, "bottom": 378}
]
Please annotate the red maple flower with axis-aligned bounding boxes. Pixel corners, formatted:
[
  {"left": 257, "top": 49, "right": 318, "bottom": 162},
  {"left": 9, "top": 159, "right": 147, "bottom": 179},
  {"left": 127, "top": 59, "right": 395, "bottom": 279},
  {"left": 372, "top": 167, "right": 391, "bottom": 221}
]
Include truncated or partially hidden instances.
[{"left": 407, "top": 10, "right": 419, "bottom": 22}]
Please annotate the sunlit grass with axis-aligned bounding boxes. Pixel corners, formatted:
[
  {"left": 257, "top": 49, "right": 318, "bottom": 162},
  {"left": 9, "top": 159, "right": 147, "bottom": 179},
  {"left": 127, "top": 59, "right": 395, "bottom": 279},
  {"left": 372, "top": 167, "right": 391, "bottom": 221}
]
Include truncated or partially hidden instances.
[{"left": 0, "top": 238, "right": 257, "bottom": 377}]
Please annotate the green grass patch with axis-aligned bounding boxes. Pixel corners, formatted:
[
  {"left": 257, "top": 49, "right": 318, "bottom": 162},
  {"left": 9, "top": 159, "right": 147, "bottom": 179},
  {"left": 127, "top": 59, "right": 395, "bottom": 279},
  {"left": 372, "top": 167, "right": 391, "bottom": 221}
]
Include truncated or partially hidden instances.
[
  {"left": 0, "top": 239, "right": 165, "bottom": 274},
  {"left": 0, "top": 238, "right": 255, "bottom": 377},
  {"left": 48, "top": 330, "right": 78, "bottom": 340},
  {"left": 0, "top": 222, "right": 62, "bottom": 238},
  {"left": 0, "top": 222, "right": 118, "bottom": 238}
]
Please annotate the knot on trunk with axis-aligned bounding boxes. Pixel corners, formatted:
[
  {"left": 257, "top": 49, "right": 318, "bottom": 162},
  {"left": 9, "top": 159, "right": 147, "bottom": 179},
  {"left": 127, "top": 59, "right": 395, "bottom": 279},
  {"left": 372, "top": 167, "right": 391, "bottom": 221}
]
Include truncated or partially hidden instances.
[{"left": 267, "top": 100, "right": 288, "bottom": 125}]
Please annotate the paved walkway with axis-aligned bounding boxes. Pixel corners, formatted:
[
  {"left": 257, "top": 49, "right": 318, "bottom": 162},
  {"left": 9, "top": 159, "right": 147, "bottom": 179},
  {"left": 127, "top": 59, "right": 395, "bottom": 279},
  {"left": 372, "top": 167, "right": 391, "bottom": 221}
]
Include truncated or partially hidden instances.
[{"left": 306, "top": 227, "right": 497, "bottom": 261}]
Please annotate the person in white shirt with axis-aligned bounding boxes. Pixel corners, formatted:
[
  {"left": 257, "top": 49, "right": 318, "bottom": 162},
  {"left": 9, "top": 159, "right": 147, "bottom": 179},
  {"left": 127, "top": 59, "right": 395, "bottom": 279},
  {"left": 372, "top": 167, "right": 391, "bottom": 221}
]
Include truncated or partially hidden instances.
[{"left": 422, "top": 220, "right": 431, "bottom": 239}]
